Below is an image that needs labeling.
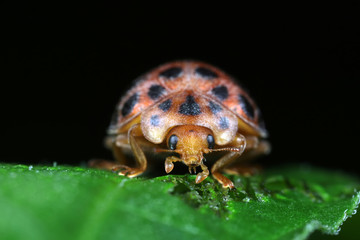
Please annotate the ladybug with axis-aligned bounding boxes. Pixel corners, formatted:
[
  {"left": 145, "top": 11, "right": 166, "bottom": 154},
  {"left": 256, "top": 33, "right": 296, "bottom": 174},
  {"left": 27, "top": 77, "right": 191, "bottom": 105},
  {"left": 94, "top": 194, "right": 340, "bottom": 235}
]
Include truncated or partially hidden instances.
[{"left": 91, "top": 61, "right": 270, "bottom": 188}]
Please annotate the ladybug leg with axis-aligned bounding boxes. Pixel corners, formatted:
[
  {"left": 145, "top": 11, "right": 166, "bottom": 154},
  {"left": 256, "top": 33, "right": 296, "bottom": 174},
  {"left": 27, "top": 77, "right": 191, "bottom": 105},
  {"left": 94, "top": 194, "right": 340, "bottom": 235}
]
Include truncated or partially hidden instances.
[
  {"left": 211, "top": 152, "right": 241, "bottom": 188},
  {"left": 164, "top": 156, "right": 181, "bottom": 174},
  {"left": 112, "top": 124, "right": 147, "bottom": 178},
  {"left": 223, "top": 139, "right": 271, "bottom": 176},
  {"left": 195, "top": 163, "right": 209, "bottom": 184},
  {"left": 88, "top": 135, "right": 129, "bottom": 170},
  {"left": 211, "top": 134, "right": 246, "bottom": 189}
]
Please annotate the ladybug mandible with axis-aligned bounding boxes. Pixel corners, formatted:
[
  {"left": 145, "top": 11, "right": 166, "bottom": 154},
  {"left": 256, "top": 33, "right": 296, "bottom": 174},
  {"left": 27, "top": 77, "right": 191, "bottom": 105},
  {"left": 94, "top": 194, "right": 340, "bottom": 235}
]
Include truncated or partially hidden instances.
[{"left": 91, "top": 61, "right": 270, "bottom": 188}]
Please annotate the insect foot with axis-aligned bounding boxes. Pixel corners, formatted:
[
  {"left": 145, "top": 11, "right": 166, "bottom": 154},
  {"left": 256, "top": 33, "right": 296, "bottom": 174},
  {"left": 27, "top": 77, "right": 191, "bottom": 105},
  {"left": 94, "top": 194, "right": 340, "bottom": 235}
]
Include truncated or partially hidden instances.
[
  {"left": 112, "top": 165, "right": 141, "bottom": 178},
  {"left": 195, "top": 164, "right": 209, "bottom": 184}
]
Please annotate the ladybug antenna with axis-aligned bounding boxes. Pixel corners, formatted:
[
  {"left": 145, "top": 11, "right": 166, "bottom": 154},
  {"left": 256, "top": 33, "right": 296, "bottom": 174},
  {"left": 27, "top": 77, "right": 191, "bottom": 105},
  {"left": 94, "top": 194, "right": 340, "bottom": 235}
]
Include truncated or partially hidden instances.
[
  {"left": 154, "top": 148, "right": 177, "bottom": 153},
  {"left": 206, "top": 146, "right": 245, "bottom": 153}
]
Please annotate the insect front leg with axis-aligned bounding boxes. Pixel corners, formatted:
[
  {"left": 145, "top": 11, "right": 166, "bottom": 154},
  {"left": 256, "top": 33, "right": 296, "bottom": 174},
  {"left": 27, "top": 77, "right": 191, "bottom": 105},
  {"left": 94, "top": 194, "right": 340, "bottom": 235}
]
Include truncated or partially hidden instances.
[
  {"left": 164, "top": 156, "right": 181, "bottom": 173},
  {"left": 195, "top": 163, "right": 209, "bottom": 184},
  {"left": 223, "top": 138, "right": 271, "bottom": 176},
  {"left": 88, "top": 135, "right": 128, "bottom": 170},
  {"left": 113, "top": 123, "right": 148, "bottom": 178},
  {"left": 211, "top": 133, "right": 246, "bottom": 189}
]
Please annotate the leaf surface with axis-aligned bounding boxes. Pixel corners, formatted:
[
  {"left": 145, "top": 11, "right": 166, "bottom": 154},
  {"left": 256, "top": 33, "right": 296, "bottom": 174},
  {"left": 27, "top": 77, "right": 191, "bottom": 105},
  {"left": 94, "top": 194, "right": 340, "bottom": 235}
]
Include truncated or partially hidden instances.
[{"left": 0, "top": 164, "right": 358, "bottom": 240}]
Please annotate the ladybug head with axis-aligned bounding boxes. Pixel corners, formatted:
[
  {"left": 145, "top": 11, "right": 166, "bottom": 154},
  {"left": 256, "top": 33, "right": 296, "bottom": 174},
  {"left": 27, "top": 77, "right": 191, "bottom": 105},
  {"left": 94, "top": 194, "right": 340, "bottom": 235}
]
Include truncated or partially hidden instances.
[
  {"left": 165, "top": 125, "right": 214, "bottom": 166},
  {"left": 160, "top": 125, "right": 235, "bottom": 165},
  {"left": 155, "top": 124, "right": 244, "bottom": 175}
]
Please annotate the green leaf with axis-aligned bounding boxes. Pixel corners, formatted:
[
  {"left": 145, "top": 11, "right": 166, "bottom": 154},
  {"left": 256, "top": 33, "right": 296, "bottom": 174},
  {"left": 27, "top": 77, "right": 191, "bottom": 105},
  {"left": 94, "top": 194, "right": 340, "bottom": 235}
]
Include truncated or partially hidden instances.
[{"left": 0, "top": 164, "right": 358, "bottom": 240}]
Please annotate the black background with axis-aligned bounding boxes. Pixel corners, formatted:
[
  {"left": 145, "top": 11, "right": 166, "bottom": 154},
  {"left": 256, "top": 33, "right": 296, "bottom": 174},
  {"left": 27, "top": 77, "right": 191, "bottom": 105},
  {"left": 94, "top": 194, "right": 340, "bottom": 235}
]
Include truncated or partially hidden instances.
[{"left": 1, "top": 3, "right": 359, "bottom": 176}]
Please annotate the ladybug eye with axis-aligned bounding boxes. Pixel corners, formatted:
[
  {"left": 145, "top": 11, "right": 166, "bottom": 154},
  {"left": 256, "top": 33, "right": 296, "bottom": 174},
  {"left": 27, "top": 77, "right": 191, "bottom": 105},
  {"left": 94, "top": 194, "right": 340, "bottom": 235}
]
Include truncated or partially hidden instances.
[
  {"left": 168, "top": 135, "right": 178, "bottom": 150},
  {"left": 207, "top": 135, "right": 215, "bottom": 149}
]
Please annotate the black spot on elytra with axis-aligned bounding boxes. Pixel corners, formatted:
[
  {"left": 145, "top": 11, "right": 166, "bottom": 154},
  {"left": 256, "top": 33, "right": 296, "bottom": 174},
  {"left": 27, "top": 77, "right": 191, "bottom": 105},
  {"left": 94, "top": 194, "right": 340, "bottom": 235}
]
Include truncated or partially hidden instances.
[
  {"left": 195, "top": 67, "right": 218, "bottom": 79},
  {"left": 238, "top": 94, "right": 255, "bottom": 119},
  {"left": 150, "top": 115, "right": 160, "bottom": 126},
  {"left": 219, "top": 117, "right": 229, "bottom": 129},
  {"left": 121, "top": 93, "right": 139, "bottom": 116},
  {"left": 212, "top": 85, "right": 229, "bottom": 101},
  {"left": 179, "top": 95, "right": 201, "bottom": 116},
  {"left": 159, "top": 67, "right": 183, "bottom": 79},
  {"left": 158, "top": 99, "right": 172, "bottom": 112},
  {"left": 209, "top": 101, "right": 222, "bottom": 114},
  {"left": 148, "top": 84, "right": 166, "bottom": 100}
]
